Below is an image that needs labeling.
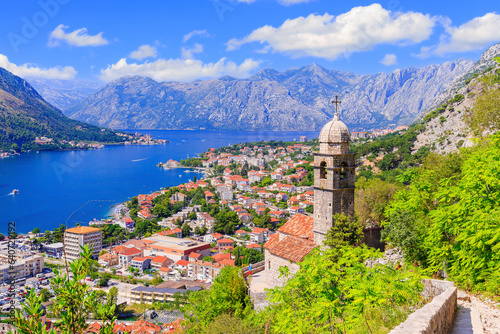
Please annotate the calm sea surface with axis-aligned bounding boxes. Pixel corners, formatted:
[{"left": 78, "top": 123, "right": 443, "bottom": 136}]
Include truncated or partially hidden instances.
[{"left": 0, "top": 130, "right": 318, "bottom": 234}]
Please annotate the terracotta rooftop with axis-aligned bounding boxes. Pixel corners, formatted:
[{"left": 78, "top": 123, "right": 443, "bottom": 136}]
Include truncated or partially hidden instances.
[
  {"left": 278, "top": 213, "right": 314, "bottom": 240},
  {"left": 213, "top": 253, "right": 231, "bottom": 262},
  {"left": 267, "top": 235, "right": 316, "bottom": 263},
  {"left": 65, "top": 226, "right": 101, "bottom": 235},
  {"left": 217, "top": 238, "right": 234, "bottom": 244},
  {"left": 264, "top": 233, "right": 280, "bottom": 250},
  {"left": 119, "top": 247, "right": 142, "bottom": 256},
  {"left": 189, "top": 252, "right": 202, "bottom": 259},
  {"left": 123, "top": 239, "right": 148, "bottom": 249}
]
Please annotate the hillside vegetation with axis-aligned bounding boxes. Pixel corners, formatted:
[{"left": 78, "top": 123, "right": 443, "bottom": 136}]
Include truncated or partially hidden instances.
[{"left": 0, "top": 67, "right": 125, "bottom": 151}]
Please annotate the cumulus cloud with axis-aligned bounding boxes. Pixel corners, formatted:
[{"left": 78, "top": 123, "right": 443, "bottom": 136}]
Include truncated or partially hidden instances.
[
  {"left": 0, "top": 54, "right": 76, "bottom": 79},
  {"left": 227, "top": 4, "right": 435, "bottom": 59},
  {"left": 380, "top": 53, "right": 397, "bottom": 66},
  {"left": 183, "top": 30, "right": 211, "bottom": 43},
  {"left": 99, "top": 57, "right": 261, "bottom": 82},
  {"left": 418, "top": 12, "right": 500, "bottom": 57},
  {"left": 48, "top": 24, "right": 109, "bottom": 47},
  {"left": 181, "top": 44, "right": 204, "bottom": 59},
  {"left": 129, "top": 44, "right": 158, "bottom": 60}
]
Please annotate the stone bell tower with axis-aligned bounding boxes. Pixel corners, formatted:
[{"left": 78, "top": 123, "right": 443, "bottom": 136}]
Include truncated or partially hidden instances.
[{"left": 313, "top": 96, "right": 356, "bottom": 245}]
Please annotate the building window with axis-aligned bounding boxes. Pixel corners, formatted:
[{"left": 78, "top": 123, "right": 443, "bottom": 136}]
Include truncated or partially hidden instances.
[{"left": 320, "top": 161, "right": 327, "bottom": 179}]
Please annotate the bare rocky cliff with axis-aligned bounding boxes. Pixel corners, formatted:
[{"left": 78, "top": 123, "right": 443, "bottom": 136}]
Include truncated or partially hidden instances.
[{"left": 65, "top": 61, "right": 474, "bottom": 131}]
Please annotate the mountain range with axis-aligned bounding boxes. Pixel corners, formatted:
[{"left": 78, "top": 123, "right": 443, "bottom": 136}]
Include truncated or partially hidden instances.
[
  {"left": 27, "top": 78, "right": 103, "bottom": 112},
  {"left": 0, "top": 68, "right": 123, "bottom": 151},
  {"left": 64, "top": 60, "right": 474, "bottom": 131}
]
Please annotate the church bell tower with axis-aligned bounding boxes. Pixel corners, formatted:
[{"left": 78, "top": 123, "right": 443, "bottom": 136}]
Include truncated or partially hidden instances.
[{"left": 313, "top": 96, "right": 356, "bottom": 245}]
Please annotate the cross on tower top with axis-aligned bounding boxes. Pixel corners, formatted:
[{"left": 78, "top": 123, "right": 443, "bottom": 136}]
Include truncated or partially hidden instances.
[{"left": 331, "top": 95, "right": 341, "bottom": 112}]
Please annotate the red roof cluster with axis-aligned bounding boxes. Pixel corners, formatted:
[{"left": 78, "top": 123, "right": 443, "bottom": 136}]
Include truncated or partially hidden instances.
[{"left": 277, "top": 213, "right": 314, "bottom": 240}]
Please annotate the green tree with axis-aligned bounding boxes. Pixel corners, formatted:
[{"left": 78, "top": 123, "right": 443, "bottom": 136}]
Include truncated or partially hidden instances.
[
  {"left": 200, "top": 226, "right": 208, "bottom": 235},
  {"left": 324, "top": 213, "right": 363, "bottom": 251},
  {"left": 464, "top": 81, "right": 500, "bottom": 134},
  {"left": 355, "top": 177, "right": 400, "bottom": 227},
  {"left": 10, "top": 245, "right": 116, "bottom": 334},
  {"left": 39, "top": 288, "right": 51, "bottom": 302},
  {"left": 182, "top": 223, "right": 192, "bottom": 237},
  {"left": 182, "top": 266, "right": 253, "bottom": 332},
  {"left": 32, "top": 227, "right": 41, "bottom": 234},
  {"left": 265, "top": 246, "right": 423, "bottom": 333},
  {"left": 106, "top": 287, "right": 118, "bottom": 308},
  {"left": 151, "top": 274, "right": 163, "bottom": 286}
]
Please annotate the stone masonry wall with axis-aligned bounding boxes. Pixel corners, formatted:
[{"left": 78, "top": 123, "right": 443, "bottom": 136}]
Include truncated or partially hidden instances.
[
  {"left": 390, "top": 279, "right": 457, "bottom": 334},
  {"left": 265, "top": 249, "right": 300, "bottom": 288}
]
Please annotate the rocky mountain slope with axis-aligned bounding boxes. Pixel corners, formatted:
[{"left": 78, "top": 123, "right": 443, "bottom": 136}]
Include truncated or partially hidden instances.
[
  {"left": 0, "top": 68, "right": 123, "bottom": 150},
  {"left": 26, "top": 78, "right": 103, "bottom": 111},
  {"left": 414, "top": 60, "right": 500, "bottom": 155},
  {"left": 427, "top": 42, "right": 500, "bottom": 111},
  {"left": 66, "top": 60, "right": 473, "bottom": 131}
]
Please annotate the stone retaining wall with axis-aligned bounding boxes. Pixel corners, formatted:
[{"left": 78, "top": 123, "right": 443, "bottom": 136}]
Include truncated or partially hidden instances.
[
  {"left": 249, "top": 289, "right": 268, "bottom": 311},
  {"left": 390, "top": 279, "right": 457, "bottom": 334}
]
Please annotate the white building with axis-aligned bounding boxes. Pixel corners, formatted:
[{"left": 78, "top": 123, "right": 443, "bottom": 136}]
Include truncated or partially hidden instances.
[{"left": 64, "top": 226, "right": 102, "bottom": 260}]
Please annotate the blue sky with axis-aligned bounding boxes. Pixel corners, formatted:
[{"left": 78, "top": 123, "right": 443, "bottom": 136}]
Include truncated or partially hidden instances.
[{"left": 0, "top": 0, "right": 499, "bottom": 82}]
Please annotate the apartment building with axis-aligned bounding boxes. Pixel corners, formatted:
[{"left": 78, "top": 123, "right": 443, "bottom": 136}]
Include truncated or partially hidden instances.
[
  {"left": 63, "top": 226, "right": 102, "bottom": 260},
  {"left": 0, "top": 255, "right": 44, "bottom": 284}
]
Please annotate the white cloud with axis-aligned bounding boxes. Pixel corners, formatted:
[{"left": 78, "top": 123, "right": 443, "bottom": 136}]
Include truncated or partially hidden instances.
[
  {"left": 48, "top": 24, "right": 109, "bottom": 47},
  {"left": 181, "top": 44, "right": 204, "bottom": 59},
  {"left": 129, "top": 44, "right": 158, "bottom": 60},
  {"left": 227, "top": 4, "right": 435, "bottom": 59},
  {"left": 99, "top": 57, "right": 261, "bottom": 82},
  {"left": 183, "top": 30, "right": 211, "bottom": 43},
  {"left": 0, "top": 54, "right": 76, "bottom": 79},
  {"left": 380, "top": 53, "right": 397, "bottom": 66},
  {"left": 418, "top": 13, "right": 500, "bottom": 57}
]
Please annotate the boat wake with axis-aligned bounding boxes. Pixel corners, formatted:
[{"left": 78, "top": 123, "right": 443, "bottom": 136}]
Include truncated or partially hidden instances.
[{"left": 131, "top": 157, "right": 152, "bottom": 162}]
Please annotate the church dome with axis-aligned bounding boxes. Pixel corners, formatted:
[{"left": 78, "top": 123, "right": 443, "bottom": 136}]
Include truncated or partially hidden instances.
[{"left": 319, "top": 113, "right": 350, "bottom": 144}]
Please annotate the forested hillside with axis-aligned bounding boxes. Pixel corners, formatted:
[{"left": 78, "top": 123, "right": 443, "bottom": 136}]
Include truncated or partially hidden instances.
[{"left": 0, "top": 67, "right": 125, "bottom": 151}]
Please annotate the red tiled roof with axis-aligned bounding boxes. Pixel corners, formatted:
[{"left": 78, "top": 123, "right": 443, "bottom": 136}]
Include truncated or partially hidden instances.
[
  {"left": 217, "top": 238, "right": 234, "bottom": 244},
  {"left": 213, "top": 253, "right": 231, "bottom": 262},
  {"left": 189, "top": 252, "right": 202, "bottom": 259},
  {"left": 267, "top": 235, "right": 316, "bottom": 263},
  {"left": 113, "top": 245, "right": 127, "bottom": 254},
  {"left": 218, "top": 259, "right": 235, "bottom": 267},
  {"left": 278, "top": 213, "right": 314, "bottom": 240},
  {"left": 252, "top": 227, "right": 268, "bottom": 234},
  {"left": 120, "top": 247, "right": 142, "bottom": 256},
  {"left": 123, "top": 239, "right": 148, "bottom": 249},
  {"left": 264, "top": 233, "right": 280, "bottom": 250},
  {"left": 247, "top": 243, "right": 261, "bottom": 249},
  {"left": 176, "top": 260, "right": 189, "bottom": 266},
  {"left": 151, "top": 256, "right": 169, "bottom": 263}
]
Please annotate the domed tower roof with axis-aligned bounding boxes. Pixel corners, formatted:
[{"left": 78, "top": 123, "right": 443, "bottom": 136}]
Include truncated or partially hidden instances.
[{"left": 319, "top": 113, "right": 351, "bottom": 154}]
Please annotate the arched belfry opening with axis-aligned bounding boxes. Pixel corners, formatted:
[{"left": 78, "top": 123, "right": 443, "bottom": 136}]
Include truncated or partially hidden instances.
[
  {"left": 320, "top": 161, "right": 327, "bottom": 179},
  {"left": 314, "top": 95, "right": 356, "bottom": 245},
  {"left": 340, "top": 162, "right": 348, "bottom": 180}
]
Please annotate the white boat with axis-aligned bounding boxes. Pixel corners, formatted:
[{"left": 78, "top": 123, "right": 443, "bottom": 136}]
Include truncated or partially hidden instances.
[{"left": 11, "top": 189, "right": 19, "bottom": 195}]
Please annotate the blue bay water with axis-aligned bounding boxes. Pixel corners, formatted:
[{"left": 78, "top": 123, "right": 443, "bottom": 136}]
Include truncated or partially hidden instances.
[{"left": 0, "top": 130, "right": 318, "bottom": 234}]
